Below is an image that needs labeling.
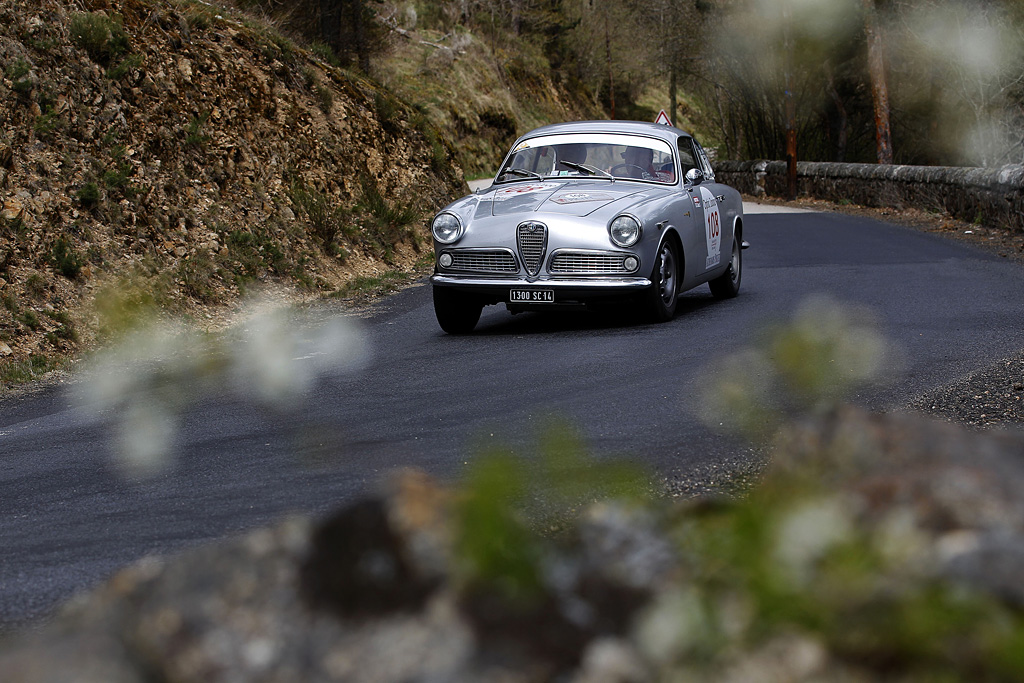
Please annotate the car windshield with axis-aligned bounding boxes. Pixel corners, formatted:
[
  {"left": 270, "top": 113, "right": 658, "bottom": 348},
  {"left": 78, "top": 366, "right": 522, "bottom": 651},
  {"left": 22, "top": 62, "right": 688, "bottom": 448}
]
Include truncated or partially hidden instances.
[{"left": 495, "top": 133, "right": 676, "bottom": 184}]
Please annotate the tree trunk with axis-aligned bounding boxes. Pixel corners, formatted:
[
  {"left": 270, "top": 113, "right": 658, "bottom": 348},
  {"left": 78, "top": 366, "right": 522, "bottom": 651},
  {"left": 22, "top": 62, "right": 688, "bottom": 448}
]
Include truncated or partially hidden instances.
[
  {"left": 863, "top": 0, "right": 893, "bottom": 164},
  {"left": 783, "top": 0, "right": 797, "bottom": 199},
  {"left": 319, "top": 0, "right": 341, "bottom": 48},
  {"left": 669, "top": 66, "right": 677, "bottom": 127},
  {"left": 605, "top": 13, "right": 615, "bottom": 119},
  {"left": 353, "top": 0, "right": 369, "bottom": 74},
  {"left": 824, "top": 62, "right": 848, "bottom": 162}
]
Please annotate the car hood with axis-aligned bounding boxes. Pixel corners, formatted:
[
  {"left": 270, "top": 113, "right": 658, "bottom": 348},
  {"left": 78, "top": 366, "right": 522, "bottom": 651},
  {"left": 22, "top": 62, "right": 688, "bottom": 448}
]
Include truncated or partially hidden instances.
[{"left": 480, "top": 181, "right": 653, "bottom": 218}]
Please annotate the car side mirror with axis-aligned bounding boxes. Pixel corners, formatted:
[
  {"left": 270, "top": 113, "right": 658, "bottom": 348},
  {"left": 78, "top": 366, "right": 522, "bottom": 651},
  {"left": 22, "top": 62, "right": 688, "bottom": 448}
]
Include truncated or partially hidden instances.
[{"left": 685, "top": 168, "right": 704, "bottom": 185}]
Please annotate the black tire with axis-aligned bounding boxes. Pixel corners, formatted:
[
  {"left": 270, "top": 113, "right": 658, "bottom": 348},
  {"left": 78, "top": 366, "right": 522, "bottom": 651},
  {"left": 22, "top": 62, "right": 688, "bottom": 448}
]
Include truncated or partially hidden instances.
[
  {"left": 709, "top": 236, "right": 741, "bottom": 299},
  {"left": 644, "top": 238, "right": 680, "bottom": 322},
  {"left": 433, "top": 286, "right": 483, "bottom": 334}
]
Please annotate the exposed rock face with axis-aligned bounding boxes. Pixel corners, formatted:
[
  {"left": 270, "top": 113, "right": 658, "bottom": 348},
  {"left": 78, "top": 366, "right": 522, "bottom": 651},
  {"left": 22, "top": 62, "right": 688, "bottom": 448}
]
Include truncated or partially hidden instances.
[
  {"left": 0, "top": 0, "right": 465, "bottom": 366},
  {"left": 3, "top": 413, "right": 1024, "bottom": 681}
]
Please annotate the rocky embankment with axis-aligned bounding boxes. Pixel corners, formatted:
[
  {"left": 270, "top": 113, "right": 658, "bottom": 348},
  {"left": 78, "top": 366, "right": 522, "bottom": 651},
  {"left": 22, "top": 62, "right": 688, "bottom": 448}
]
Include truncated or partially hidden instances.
[{"left": 0, "top": 0, "right": 464, "bottom": 375}]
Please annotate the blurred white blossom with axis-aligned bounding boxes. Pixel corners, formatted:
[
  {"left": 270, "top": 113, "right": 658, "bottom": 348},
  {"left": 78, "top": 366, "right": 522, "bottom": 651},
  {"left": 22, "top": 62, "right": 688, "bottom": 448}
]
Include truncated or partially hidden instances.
[
  {"left": 634, "top": 587, "right": 710, "bottom": 664},
  {"left": 773, "top": 496, "right": 855, "bottom": 585},
  {"left": 75, "top": 296, "right": 368, "bottom": 479},
  {"left": 697, "top": 295, "right": 896, "bottom": 440}
]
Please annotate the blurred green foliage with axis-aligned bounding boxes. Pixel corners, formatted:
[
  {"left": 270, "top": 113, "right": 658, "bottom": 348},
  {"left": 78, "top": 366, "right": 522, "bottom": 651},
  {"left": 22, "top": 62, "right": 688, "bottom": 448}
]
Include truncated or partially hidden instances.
[
  {"left": 454, "top": 421, "right": 648, "bottom": 601},
  {"left": 699, "top": 295, "right": 890, "bottom": 441},
  {"left": 446, "top": 298, "right": 1024, "bottom": 679},
  {"left": 93, "top": 276, "right": 161, "bottom": 342}
]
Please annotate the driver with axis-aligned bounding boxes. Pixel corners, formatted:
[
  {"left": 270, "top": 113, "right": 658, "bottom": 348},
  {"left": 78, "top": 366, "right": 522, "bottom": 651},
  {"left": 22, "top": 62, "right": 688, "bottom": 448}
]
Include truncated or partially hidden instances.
[{"left": 620, "top": 146, "right": 656, "bottom": 179}]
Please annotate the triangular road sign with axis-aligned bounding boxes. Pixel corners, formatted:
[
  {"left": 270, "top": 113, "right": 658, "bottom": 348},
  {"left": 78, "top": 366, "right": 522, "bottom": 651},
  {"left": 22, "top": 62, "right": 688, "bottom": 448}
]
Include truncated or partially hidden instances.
[{"left": 654, "top": 109, "right": 672, "bottom": 126}]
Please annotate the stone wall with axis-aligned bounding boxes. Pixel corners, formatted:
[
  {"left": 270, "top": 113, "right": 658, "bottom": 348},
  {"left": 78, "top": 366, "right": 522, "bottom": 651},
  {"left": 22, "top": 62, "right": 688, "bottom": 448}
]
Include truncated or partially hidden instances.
[{"left": 714, "top": 160, "right": 1024, "bottom": 233}]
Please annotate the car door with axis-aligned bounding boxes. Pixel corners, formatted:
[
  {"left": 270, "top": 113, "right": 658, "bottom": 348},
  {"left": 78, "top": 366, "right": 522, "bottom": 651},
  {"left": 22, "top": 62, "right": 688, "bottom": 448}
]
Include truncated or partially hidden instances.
[
  {"left": 678, "top": 137, "right": 715, "bottom": 281},
  {"left": 693, "top": 139, "right": 731, "bottom": 274}
]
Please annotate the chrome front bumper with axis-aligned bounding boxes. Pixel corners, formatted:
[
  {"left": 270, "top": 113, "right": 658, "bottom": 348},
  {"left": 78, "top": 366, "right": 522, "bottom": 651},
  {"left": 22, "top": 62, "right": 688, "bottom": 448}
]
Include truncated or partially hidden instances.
[{"left": 430, "top": 275, "right": 652, "bottom": 289}]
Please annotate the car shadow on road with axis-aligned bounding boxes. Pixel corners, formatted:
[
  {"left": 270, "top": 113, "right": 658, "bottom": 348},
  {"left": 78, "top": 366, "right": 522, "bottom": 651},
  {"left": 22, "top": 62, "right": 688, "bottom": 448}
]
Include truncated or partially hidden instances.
[{"left": 468, "top": 291, "right": 723, "bottom": 337}]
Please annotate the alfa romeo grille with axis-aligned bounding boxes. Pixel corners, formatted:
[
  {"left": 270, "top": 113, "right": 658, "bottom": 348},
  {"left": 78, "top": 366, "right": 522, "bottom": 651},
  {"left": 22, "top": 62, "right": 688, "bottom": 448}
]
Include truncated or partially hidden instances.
[
  {"left": 517, "top": 221, "right": 548, "bottom": 276},
  {"left": 448, "top": 250, "right": 518, "bottom": 273},
  {"left": 550, "top": 252, "right": 629, "bottom": 274}
]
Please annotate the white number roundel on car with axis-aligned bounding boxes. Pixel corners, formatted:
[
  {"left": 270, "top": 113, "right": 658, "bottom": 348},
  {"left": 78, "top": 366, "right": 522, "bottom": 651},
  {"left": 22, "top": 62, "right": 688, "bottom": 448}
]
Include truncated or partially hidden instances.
[
  {"left": 699, "top": 187, "right": 721, "bottom": 270},
  {"left": 493, "top": 184, "right": 548, "bottom": 201}
]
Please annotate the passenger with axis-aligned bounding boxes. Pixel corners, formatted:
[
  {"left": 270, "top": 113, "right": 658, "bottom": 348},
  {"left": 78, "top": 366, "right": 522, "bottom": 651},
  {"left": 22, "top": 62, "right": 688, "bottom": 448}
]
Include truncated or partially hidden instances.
[{"left": 556, "top": 144, "right": 588, "bottom": 174}]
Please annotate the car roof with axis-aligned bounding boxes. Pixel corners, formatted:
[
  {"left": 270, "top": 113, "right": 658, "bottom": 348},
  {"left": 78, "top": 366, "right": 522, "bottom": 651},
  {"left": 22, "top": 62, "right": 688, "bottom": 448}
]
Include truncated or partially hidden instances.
[{"left": 514, "top": 120, "right": 694, "bottom": 145}]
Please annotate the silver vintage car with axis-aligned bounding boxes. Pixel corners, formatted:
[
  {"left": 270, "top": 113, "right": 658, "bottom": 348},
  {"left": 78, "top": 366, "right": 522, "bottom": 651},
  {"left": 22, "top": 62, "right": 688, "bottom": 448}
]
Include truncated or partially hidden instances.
[{"left": 430, "top": 121, "right": 746, "bottom": 333}]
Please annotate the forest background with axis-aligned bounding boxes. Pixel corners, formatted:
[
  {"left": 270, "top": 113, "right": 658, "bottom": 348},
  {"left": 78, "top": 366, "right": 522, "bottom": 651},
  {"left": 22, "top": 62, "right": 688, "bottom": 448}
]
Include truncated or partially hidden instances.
[{"left": 300, "top": 0, "right": 1024, "bottom": 171}]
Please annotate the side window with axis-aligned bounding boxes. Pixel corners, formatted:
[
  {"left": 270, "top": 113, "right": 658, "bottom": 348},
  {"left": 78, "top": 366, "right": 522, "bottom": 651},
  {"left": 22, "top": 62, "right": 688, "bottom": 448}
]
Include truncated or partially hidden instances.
[
  {"left": 694, "top": 140, "right": 715, "bottom": 181},
  {"left": 678, "top": 138, "right": 697, "bottom": 178}
]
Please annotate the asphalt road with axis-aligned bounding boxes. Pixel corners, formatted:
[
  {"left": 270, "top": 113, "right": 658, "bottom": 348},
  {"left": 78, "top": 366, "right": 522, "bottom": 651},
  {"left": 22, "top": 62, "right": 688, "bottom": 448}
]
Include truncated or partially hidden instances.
[{"left": 3, "top": 207, "right": 1024, "bottom": 630}]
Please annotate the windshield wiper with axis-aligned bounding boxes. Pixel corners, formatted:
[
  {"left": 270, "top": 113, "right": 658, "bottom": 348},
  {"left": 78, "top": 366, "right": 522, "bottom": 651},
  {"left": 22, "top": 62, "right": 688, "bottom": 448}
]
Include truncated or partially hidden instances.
[
  {"left": 558, "top": 160, "right": 615, "bottom": 182},
  {"left": 500, "top": 168, "right": 544, "bottom": 182}
]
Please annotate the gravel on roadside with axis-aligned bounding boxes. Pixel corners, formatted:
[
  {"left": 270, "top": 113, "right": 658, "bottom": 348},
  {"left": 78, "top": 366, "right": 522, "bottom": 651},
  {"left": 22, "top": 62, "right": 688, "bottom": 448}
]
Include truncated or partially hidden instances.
[{"left": 909, "top": 353, "right": 1024, "bottom": 428}]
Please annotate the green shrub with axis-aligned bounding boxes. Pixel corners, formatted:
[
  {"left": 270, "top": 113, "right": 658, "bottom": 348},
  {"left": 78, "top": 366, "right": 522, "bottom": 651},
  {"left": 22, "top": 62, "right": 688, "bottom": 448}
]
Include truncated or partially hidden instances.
[
  {"left": 310, "top": 41, "right": 341, "bottom": 67},
  {"left": 26, "top": 273, "right": 46, "bottom": 296},
  {"left": 176, "top": 253, "right": 220, "bottom": 302},
  {"left": 106, "top": 52, "right": 143, "bottom": 81},
  {"left": 289, "top": 182, "right": 346, "bottom": 249},
  {"left": 77, "top": 182, "right": 100, "bottom": 209},
  {"left": 5, "top": 57, "right": 30, "bottom": 81},
  {"left": 51, "top": 235, "right": 85, "bottom": 279},
  {"left": 184, "top": 111, "right": 211, "bottom": 148},
  {"left": 330, "top": 270, "right": 412, "bottom": 302},
  {"left": 454, "top": 422, "right": 647, "bottom": 599},
  {"left": 185, "top": 3, "right": 217, "bottom": 30},
  {"left": 316, "top": 84, "right": 334, "bottom": 114},
  {"left": 93, "top": 276, "right": 161, "bottom": 341},
  {"left": 412, "top": 111, "right": 449, "bottom": 172},
  {"left": 5, "top": 58, "right": 32, "bottom": 98},
  {"left": 258, "top": 33, "right": 296, "bottom": 64},
  {"left": 12, "top": 78, "right": 33, "bottom": 98},
  {"left": 1, "top": 358, "right": 36, "bottom": 384},
  {"left": 45, "top": 310, "right": 78, "bottom": 343},
  {"left": 17, "top": 309, "right": 40, "bottom": 330},
  {"left": 301, "top": 67, "right": 316, "bottom": 89},
  {"left": 102, "top": 149, "right": 132, "bottom": 193},
  {"left": 70, "top": 12, "right": 130, "bottom": 67},
  {"left": 34, "top": 108, "right": 64, "bottom": 138},
  {"left": 373, "top": 91, "right": 403, "bottom": 134},
  {"left": 359, "top": 176, "right": 419, "bottom": 233},
  {"left": 221, "top": 223, "right": 292, "bottom": 287},
  {"left": 1, "top": 212, "right": 28, "bottom": 239}
]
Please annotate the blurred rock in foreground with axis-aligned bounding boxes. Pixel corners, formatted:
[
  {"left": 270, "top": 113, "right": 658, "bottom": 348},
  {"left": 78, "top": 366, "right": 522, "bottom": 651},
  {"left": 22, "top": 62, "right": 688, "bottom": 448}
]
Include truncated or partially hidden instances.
[{"left": 4, "top": 411, "right": 1024, "bottom": 682}]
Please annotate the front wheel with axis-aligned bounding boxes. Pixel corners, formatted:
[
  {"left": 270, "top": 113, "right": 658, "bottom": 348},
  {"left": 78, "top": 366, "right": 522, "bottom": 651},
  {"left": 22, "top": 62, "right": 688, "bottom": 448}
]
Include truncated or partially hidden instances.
[
  {"left": 643, "top": 238, "right": 679, "bottom": 322},
  {"left": 709, "top": 237, "right": 742, "bottom": 299},
  {"left": 433, "top": 287, "right": 483, "bottom": 334}
]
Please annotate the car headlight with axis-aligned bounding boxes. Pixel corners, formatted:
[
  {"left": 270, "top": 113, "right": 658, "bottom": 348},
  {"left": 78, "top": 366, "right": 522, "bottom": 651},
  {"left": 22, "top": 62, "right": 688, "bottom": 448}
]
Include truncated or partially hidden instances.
[
  {"left": 609, "top": 215, "right": 641, "bottom": 247},
  {"left": 431, "top": 212, "right": 463, "bottom": 244}
]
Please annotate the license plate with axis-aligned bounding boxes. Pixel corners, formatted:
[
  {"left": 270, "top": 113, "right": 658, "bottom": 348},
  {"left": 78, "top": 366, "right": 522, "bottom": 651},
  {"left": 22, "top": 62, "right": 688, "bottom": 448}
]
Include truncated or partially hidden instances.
[{"left": 509, "top": 289, "right": 554, "bottom": 303}]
